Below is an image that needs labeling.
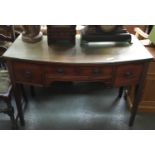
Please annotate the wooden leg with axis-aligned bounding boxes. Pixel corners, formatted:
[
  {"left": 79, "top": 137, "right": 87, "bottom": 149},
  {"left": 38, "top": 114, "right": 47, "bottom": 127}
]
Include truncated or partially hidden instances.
[
  {"left": 30, "top": 86, "right": 35, "bottom": 97},
  {"left": 118, "top": 86, "right": 124, "bottom": 98},
  {"left": 13, "top": 84, "right": 25, "bottom": 126},
  {"left": 129, "top": 84, "right": 140, "bottom": 126},
  {"left": 129, "top": 63, "right": 149, "bottom": 127},
  {"left": 20, "top": 84, "right": 28, "bottom": 103}
]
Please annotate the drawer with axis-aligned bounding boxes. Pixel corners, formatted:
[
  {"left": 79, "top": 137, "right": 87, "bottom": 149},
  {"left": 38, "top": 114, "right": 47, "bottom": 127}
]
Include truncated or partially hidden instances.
[
  {"left": 44, "top": 65, "right": 113, "bottom": 83},
  {"left": 114, "top": 64, "right": 143, "bottom": 87},
  {"left": 76, "top": 66, "right": 113, "bottom": 78},
  {"left": 45, "top": 65, "right": 75, "bottom": 77},
  {"left": 13, "top": 61, "right": 43, "bottom": 85}
]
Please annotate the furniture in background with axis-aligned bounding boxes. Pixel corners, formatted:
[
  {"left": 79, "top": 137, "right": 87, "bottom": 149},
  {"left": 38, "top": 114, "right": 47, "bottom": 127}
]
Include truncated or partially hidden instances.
[
  {"left": 0, "top": 26, "right": 16, "bottom": 128},
  {"left": 0, "top": 47, "right": 17, "bottom": 129},
  {"left": 3, "top": 34, "right": 153, "bottom": 127},
  {"left": 134, "top": 26, "right": 154, "bottom": 46},
  {"left": 0, "top": 25, "right": 15, "bottom": 57},
  {"left": 0, "top": 25, "right": 23, "bottom": 57},
  {"left": 0, "top": 25, "right": 15, "bottom": 40},
  {"left": 125, "top": 26, "right": 155, "bottom": 112},
  {"left": 0, "top": 26, "right": 28, "bottom": 128},
  {"left": 124, "top": 25, "right": 147, "bottom": 35}
]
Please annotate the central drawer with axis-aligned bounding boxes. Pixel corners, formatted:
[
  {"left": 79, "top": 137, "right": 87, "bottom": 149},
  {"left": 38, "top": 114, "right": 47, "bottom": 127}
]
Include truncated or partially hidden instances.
[{"left": 44, "top": 65, "right": 113, "bottom": 84}]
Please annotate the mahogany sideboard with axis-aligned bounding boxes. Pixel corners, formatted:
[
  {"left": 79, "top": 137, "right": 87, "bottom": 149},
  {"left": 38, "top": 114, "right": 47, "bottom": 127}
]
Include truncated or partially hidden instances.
[{"left": 3, "top": 34, "right": 153, "bottom": 127}]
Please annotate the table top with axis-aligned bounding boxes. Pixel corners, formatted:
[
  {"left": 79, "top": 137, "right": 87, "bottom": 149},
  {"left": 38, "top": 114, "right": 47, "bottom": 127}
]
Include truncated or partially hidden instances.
[{"left": 3, "top": 34, "right": 153, "bottom": 64}]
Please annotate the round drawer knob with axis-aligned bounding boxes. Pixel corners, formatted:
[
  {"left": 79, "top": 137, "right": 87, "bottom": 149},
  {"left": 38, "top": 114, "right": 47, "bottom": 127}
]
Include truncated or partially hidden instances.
[
  {"left": 124, "top": 71, "right": 133, "bottom": 78},
  {"left": 92, "top": 68, "right": 100, "bottom": 75},
  {"left": 57, "top": 68, "right": 64, "bottom": 74},
  {"left": 25, "top": 71, "right": 32, "bottom": 79}
]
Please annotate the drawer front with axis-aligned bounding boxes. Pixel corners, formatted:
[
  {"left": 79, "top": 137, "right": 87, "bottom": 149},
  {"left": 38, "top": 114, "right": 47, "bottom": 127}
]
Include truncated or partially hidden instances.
[
  {"left": 114, "top": 64, "right": 143, "bottom": 87},
  {"left": 44, "top": 65, "right": 113, "bottom": 83},
  {"left": 13, "top": 61, "right": 43, "bottom": 85}
]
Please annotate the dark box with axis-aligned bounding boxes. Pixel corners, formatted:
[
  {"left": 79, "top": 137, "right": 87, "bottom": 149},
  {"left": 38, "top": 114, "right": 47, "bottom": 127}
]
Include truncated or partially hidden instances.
[{"left": 47, "top": 25, "right": 76, "bottom": 45}]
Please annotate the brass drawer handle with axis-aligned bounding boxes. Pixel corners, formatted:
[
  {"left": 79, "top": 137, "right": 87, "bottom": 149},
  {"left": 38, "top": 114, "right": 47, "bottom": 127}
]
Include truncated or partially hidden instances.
[
  {"left": 92, "top": 68, "right": 101, "bottom": 75},
  {"left": 57, "top": 68, "right": 64, "bottom": 74},
  {"left": 25, "top": 71, "right": 32, "bottom": 79},
  {"left": 124, "top": 71, "right": 134, "bottom": 78}
]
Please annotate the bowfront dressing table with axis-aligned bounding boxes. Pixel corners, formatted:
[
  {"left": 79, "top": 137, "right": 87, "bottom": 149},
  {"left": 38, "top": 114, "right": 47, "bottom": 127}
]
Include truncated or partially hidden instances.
[{"left": 3, "top": 34, "right": 153, "bottom": 127}]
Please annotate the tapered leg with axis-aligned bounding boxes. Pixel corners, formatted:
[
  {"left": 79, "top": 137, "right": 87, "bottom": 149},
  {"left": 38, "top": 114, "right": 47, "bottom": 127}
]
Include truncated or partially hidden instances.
[
  {"left": 30, "top": 86, "right": 35, "bottom": 97},
  {"left": 20, "top": 84, "right": 28, "bottom": 103},
  {"left": 13, "top": 84, "right": 25, "bottom": 126},
  {"left": 118, "top": 86, "right": 124, "bottom": 98},
  {"left": 129, "top": 62, "right": 149, "bottom": 126},
  {"left": 129, "top": 84, "right": 140, "bottom": 126}
]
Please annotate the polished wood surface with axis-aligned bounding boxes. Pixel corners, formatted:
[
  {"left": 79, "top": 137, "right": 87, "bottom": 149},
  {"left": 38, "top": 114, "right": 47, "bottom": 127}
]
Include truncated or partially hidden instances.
[
  {"left": 3, "top": 34, "right": 153, "bottom": 126},
  {"left": 3, "top": 34, "right": 152, "bottom": 64}
]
